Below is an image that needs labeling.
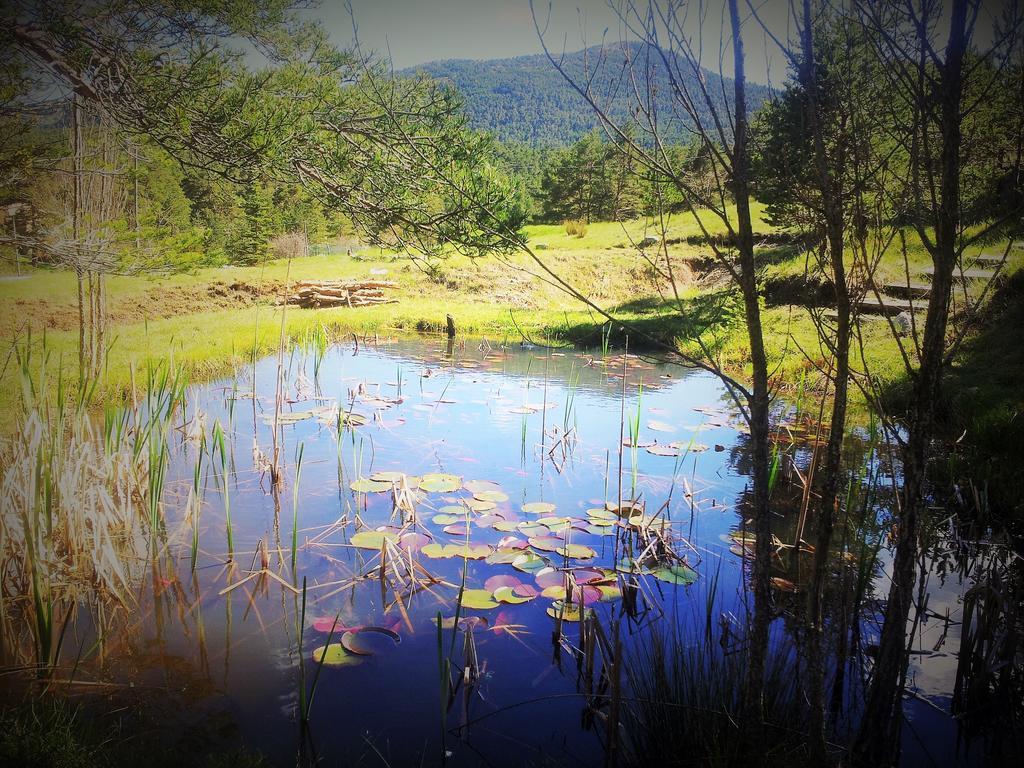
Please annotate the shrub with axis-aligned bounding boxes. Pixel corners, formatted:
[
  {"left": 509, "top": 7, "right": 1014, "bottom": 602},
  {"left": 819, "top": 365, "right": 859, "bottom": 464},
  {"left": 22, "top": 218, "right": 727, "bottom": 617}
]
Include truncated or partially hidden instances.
[
  {"left": 563, "top": 219, "right": 588, "bottom": 237},
  {"left": 269, "top": 231, "right": 308, "bottom": 260}
]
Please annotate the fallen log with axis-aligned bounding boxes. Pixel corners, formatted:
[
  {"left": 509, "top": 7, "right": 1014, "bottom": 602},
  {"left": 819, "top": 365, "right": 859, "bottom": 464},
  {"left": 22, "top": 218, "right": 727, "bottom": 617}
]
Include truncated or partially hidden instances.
[{"left": 281, "top": 279, "right": 397, "bottom": 309}]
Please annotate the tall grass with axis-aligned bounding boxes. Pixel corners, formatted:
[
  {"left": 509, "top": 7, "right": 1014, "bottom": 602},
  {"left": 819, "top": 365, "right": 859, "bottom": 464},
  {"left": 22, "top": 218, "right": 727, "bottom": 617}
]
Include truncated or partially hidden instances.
[
  {"left": 564, "top": 219, "right": 588, "bottom": 237},
  {"left": 622, "top": 570, "right": 809, "bottom": 766},
  {"left": 0, "top": 340, "right": 162, "bottom": 671}
]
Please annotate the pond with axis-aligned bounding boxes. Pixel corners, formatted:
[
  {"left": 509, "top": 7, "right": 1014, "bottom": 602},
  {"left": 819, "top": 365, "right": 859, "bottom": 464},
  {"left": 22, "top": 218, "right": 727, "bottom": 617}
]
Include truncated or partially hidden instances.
[{"left": 37, "top": 337, "right": 1009, "bottom": 766}]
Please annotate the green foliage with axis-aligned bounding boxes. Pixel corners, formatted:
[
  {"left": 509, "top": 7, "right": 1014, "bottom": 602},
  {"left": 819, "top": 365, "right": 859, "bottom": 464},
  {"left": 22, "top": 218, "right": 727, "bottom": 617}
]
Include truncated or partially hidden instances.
[{"left": 404, "top": 43, "right": 770, "bottom": 146}]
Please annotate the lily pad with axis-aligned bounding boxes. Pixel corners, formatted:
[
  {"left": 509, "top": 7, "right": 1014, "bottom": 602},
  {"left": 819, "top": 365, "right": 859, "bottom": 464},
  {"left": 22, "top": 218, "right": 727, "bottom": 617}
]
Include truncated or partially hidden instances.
[
  {"left": 419, "top": 473, "right": 462, "bottom": 493},
  {"left": 535, "top": 568, "right": 565, "bottom": 588},
  {"left": 311, "top": 617, "right": 360, "bottom": 634},
  {"left": 484, "top": 575, "right": 522, "bottom": 592},
  {"left": 310, "top": 643, "right": 361, "bottom": 667},
  {"left": 421, "top": 543, "right": 492, "bottom": 560},
  {"left": 536, "top": 516, "right": 572, "bottom": 529},
  {"left": 671, "top": 441, "right": 709, "bottom": 453},
  {"left": 460, "top": 589, "right": 500, "bottom": 610},
  {"left": 486, "top": 547, "right": 525, "bottom": 565},
  {"left": 557, "top": 543, "right": 597, "bottom": 559},
  {"left": 546, "top": 600, "right": 591, "bottom": 622},
  {"left": 464, "top": 498, "right": 497, "bottom": 513},
  {"left": 350, "top": 529, "right": 398, "bottom": 550},
  {"left": 464, "top": 480, "right": 501, "bottom": 495},
  {"left": 350, "top": 477, "right": 394, "bottom": 493},
  {"left": 528, "top": 536, "right": 565, "bottom": 552},
  {"left": 521, "top": 502, "right": 556, "bottom": 515},
  {"left": 370, "top": 470, "right": 408, "bottom": 483},
  {"left": 517, "top": 523, "right": 550, "bottom": 538},
  {"left": 512, "top": 551, "right": 546, "bottom": 573},
  {"left": 341, "top": 626, "right": 401, "bottom": 656},
  {"left": 646, "top": 443, "right": 682, "bottom": 457},
  {"left": 597, "top": 585, "right": 622, "bottom": 601},
  {"left": 474, "top": 490, "right": 509, "bottom": 503},
  {"left": 399, "top": 532, "right": 430, "bottom": 552},
  {"left": 339, "top": 412, "right": 368, "bottom": 427},
  {"left": 650, "top": 564, "right": 698, "bottom": 585},
  {"left": 493, "top": 586, "right": 532, "bottom": 604},
  {"left": 432, "top": 513, "right": 465, "bottom": 525}
]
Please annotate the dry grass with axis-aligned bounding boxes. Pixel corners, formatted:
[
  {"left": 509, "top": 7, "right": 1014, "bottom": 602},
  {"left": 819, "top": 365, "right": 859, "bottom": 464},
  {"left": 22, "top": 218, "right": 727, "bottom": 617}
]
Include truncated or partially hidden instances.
[
  {"left": 563, "top": 219, "right": 588, "bottom": 237},
  {"left": 0, "top": 351, "right": 168, "bottom": 669}
]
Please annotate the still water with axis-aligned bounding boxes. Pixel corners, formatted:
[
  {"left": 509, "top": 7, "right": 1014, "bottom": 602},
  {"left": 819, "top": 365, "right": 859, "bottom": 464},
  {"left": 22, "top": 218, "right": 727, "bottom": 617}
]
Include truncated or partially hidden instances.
[{"left": 77, "top": 337, "right": 995, "bottom": 765}]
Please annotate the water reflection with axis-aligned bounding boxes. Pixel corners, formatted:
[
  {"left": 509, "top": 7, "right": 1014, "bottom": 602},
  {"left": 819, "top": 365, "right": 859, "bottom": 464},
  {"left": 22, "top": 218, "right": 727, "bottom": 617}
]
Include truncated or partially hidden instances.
[{"left": 2, "top": 337, "right": 1017, "bottom": 766}]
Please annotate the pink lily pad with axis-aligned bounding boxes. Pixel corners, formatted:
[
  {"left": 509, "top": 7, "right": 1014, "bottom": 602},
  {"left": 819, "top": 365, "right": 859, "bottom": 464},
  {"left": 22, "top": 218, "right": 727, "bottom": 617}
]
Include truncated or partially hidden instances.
[{"left": 484, "top": 574, "right": 523, "bottom": 592}]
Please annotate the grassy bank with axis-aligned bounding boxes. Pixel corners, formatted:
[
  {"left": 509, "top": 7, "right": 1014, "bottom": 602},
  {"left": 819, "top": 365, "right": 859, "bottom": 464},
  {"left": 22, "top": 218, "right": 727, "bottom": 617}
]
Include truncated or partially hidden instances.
[{"left": 2, "top": 212, "right": 1021, "bottom": 513}]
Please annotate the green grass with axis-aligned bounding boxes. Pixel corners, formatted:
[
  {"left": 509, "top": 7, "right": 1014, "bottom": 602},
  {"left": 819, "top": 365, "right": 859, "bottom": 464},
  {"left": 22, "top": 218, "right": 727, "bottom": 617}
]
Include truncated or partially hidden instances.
[{"left": 0, "top": 211, "right": 1018, "bottom": 434}]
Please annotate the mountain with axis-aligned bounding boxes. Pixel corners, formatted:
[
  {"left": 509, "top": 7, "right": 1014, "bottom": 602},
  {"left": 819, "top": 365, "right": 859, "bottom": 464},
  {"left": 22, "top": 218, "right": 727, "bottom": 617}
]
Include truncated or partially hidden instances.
[{"left": 402, "top": 43, "right": 771, "bottom": 146}]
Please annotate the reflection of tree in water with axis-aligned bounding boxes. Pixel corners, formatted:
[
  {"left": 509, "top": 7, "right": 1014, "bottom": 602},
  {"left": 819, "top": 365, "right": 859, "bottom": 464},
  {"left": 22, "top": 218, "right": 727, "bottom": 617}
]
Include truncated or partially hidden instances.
[{"left": 717, "top": 420, "right": 1024, "bottom": 761}]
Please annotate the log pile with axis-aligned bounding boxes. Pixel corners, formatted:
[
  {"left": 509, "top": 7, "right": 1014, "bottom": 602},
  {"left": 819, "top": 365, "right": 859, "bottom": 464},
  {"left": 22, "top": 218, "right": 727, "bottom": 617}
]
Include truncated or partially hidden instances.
[{"left": 282, "top": 279, "right": 398, "bottom": 308}]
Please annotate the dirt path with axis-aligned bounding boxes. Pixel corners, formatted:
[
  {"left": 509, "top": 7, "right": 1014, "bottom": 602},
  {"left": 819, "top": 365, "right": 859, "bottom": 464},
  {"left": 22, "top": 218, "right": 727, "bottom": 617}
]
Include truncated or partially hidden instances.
[{"left": 0, "top": 279, "right": 286, "bottom": 337}]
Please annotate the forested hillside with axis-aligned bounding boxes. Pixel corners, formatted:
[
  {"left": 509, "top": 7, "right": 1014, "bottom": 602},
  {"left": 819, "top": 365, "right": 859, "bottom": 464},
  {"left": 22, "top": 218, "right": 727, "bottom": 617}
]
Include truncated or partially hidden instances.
[{"left": 404, "top": 43, "right": 771, "bottom": 145}]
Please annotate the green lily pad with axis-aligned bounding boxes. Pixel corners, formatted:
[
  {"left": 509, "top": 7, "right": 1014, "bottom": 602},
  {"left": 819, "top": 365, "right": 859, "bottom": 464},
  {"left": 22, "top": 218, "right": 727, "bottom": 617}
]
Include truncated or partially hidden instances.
[
  {"left": 460, "top": 589, "right": 500, "bottom": 610},
  {"left": 339, "top": 412, "right": 368, "bottom": 427},
  {"left": 646, "top": 443, "right": 681, "bottom": 457},
  {"left": 350, "top": 529, "right": 398, "bottom": 550},
  {"left": 528, "top": 536, "right": 564, "bottom": 552},
  {"left": 586, "top": 507, "right": 618, "bottom": 521},
  {"left": 370, "top": 470, "right": 407, "bottom": 483},
  {"left": 546, "top": 600, "right": 591, "bottom": 622},
  {"left": 492, "top": 520, "right": 518, "bottom": 532},
  {"left": 421, "top": 543, "right": 492, "bottom": 560},
  {"left": 486, "top": 547, "right": 524, "bottom": 565},
  {"left": 517, "top": 523, "right": 550, "bottom": 537},
  {"left": 310, "top": 643, "right": 361, "bottom": 667},
  {"left": 474, "top": 490, "right": 509, "bottom": 503},
  {"left": 419, "top": 473, "right": 461, "bottom": 493},
  {"left": 522, "top": 502, "right": 556, "bottom": 515},
  {"left": 597, "top": 585, "right": 622, "bottom": 601},
  {"left": 448, "top": 543, "right": 493, "bottom": 559},
  {"left": 557, "top": 543, "right": 597, "bottom": 559},
  {"left": 464, "top": 480, "right": 501, "bottom": 494},
  {"left": 464, "top": 498, "right": 497, "bottom": 513},
  {"left": 350, "top": 478, "right": 393, "bottom": 493},
  {"left": 432, "top": 513, "right": 465, "bottom": 525},
  {"left": 536, "top": 516, "right": 572, "bottom": 529},
  {"left": 493, "top": 586, "right": 532, "bottom": 604},
  {"left": 650, "top": 564, "right": 698, "bottom": 585},
  {"left": 512, "top": 551, "right": 546, "bottom": 573}
]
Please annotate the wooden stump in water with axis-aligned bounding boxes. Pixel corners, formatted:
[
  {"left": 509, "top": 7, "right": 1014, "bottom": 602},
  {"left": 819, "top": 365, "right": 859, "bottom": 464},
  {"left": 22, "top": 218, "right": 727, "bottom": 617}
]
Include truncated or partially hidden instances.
[{"left": 446, "top": 314, "right": 456, "bottom": 338}]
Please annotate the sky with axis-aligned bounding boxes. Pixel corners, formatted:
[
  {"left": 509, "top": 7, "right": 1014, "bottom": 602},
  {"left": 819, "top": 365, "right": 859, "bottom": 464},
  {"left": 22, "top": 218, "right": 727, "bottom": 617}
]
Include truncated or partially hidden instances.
[{"left": 313, "top": 0, "right": 796, "bottom": 86}]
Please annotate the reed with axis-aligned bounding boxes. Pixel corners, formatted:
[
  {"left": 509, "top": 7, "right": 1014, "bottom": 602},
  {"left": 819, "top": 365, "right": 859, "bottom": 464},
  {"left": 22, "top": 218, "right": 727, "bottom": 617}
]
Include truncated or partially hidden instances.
[{"left": 291, "top": 442, "right": 305, "bottom": 574}]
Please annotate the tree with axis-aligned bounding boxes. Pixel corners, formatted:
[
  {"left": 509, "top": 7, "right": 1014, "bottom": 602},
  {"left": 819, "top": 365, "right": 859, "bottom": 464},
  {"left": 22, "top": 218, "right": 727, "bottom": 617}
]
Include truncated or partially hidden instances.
[
  {"left": 848, "top": 1, "right": 1023, "bottom": 764},
  {"left": 528, "top": 0, "right": 775, "bottom": 749},
  {"left": 539, "top": 131, "right": 615, "bottom": 222},
  {"left": 752, "top": 3, "right": 889, "bottom": 757},
  {"left": 4, "top": 0, "right": 525, "bottom": 373}
]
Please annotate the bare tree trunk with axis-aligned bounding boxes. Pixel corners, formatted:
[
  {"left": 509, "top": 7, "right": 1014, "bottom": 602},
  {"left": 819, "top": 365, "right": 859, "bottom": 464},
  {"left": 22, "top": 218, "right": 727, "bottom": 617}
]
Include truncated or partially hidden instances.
[
  {"left": 854, "top": 1, "right": 968, "bottom": 763},
  {"left": 796, "top": 1, "right": 853, "bottom": 759},
  {"left": 729, "top": 0, "right": 773, "bottom": 745},
  {"left": 71, "top": 94, "right": 87, "bottom": 380}
]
